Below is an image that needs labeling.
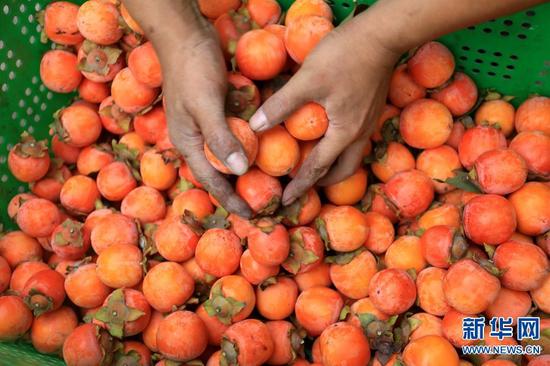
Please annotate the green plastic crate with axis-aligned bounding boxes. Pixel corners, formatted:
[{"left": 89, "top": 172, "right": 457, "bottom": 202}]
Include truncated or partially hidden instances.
[{"left": 0, "top": 0, "right": 548, "bottom": 365}]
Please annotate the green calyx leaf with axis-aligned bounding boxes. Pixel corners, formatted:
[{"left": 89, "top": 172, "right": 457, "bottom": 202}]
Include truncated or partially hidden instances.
[
  {"left": 406, "top": 268, "right": 417, "bottom": 281},
  {"left": 325, "top": 247, "right": 365, "bottom": 265},
  {"left": 176, "top": 178, "right": 195, "bottom": 193},
  {"left": 56, "top": 218, "right": 85, "bottom": 248},
  {"left": 181, "top": 210, "right": 205, "bottom": 236},
  {"left": 277, "top": 193, "right": 308, "bottom": 226},
  {"left": 381, "top": 117, "right": 402, "bottom": 144},
  {"left": 484, "top": 243, "right": 496, "bottom": 259},
  {"left": 93, "top": 289, "right": 145, "bottom": 339},
  {"left": 450, "top": 230, "right": 469, "bottom": 263},
  {"left": 24, "top": 288, "right": 54, "bottom": 317},
  {"left": 202, "top": 207, "right": 230, "bottom": 230},
  {"left": 258, "top": 195, "right": 281, "bottom": 217},
  {"left": 203, "top": 283, "right": 246, "bottom": 325},
  {"left": 436, "top": 170, "right": 482, "bottom": 193},
  {"left": 113, "top": 349, "right": 142, "bottom": 366},
  {"left": 15, "top": 132, "right": 49, "bottom": 158},
  {"left": 112, "top": 141, "right": 140, "bottom": 168},
  {"left": 258, "top": 276, "right": 278, "bottom": 290},
  {"left": 289, "top": 326, "right": 305, "bottom": 362},
  {"left": 314, "top": 217, "right": 330, "bottom": 250},
  {"left": 339, "top": 305, "right": 351, "bottom": 320},
  {"left": 408, "top": 316, "right": 422, "bottom": 332},
  {"left": 220, "top": 337, "right": 239, "bottom": 366},
  {"left": 283, "top": 230, "right": 319, "bottom": 274}
]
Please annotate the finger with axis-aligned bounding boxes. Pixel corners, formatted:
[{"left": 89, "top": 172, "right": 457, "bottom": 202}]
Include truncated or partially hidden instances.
[
  {"left": 282, "top": 126, "right": 354, "bottom": 205},
  {"left": 188, "top": 94, "right": 250, "bottom": 176},
  {"left": 317, "top": 134, "right": 370, "bottom": 186},
  {"left": 168, "top": 113, "right": 253, "bottom": 218},
  {"left": 249, "top": 72, "right": 313, "bottom": 133}
]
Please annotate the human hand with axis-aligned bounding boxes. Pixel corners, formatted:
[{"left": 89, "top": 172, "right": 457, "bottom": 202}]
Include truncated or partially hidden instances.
[{"left": 249, "top": 16, "right": 401, "bottom": 206}]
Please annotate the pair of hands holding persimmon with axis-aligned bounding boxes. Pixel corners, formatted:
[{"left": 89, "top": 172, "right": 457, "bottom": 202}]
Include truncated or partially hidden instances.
[{"left": 122, "top": 0, "right": 544, "bottom": 218}]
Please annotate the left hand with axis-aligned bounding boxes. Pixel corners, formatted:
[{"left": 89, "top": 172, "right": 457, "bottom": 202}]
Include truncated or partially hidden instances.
[{"left": 249, "top": 17, "right": 401, "bottom": 206}]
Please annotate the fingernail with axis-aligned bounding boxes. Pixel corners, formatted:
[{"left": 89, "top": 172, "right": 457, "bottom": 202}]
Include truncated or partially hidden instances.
[
  {"left": 249, "top": 109, "right": 268, "bottom": 131},
  {"left": 226, "top": 152, "right": 248, "bottom": 176}
]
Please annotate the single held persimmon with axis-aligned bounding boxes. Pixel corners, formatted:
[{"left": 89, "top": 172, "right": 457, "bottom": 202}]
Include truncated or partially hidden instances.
[
  {"left": 40, "top": 50, "right": 82, "bottom": 93},
  {"left": 220, "top": 319, "right": 274, "bottom": 366},
  {"left": 236, "top": 29, "right": 287, "bottom": 80},
  {"left": 431, "top": 72, "right": 478, "bottom": 116},
  {"left": 195, "top": 229, "right": 242, "bottom": 277},
  {"left": 142, "top": 261, "right": 195, "bottom": 313},
  {"left": 407, "top": 41, "right": 455, "bottom": 88},
  {"left": 463, "top": 194, "right": 516, "bottom": 245},
  {"left": 493, "top": 240, "right": 549, "bottom": 291},
  {"left": 400, "top": 98, "right": 454, "bottom": 149},
  {"left": 247, "top": 219, "right": 290, "bottom": 266},
  {"left": 295, "top": 286, "right": 343, "bottom": 337},
  {"left": 0, "top": 295, "right": 33, "bottom": 341},
  {"left": 256, "top": 277, "right": 298, "bottom": 321},
  {"left": 515, "top": 96, "right": 550, "bottom": 135},
  {"left": 319, "top": 322, "right": 370, "bottom": 366},
  {"left": 289, "top": 139, "right": 316, "bottom": 178},
  {"left": 372, "top": 142, "right": 416, "bottom": 183},
  {"left": 368, "top": 268, "right": 417, "bottom": 315},
  {"left": 256, "top": 125, "right": 300, "bottom": 176},
  {"left": 388, "top": 64, "right": 426, "bottom": 108},
  {"left": 284, "top": 15, "right": 334, "bottom": 64},
  {"left": 472, "top": 148, "right": 527, "bottom": 195},
  {"left": 324, "top": 167, "right": 368, "bottom": 205},
  {"left": 205, "top": 117, "right": 258, "bottom": 174},
  {"left": 403, "top": 335, "right": 459, "bottom": 366},
  {"left": 8, "top": 133, "right": 51, "bottom": 183},
  {"left": 285, "top": 0, "right": 333, "bottom": 26},
  {"left": 416, "top": 267, "right": 451, "bottom": 316},
  {"left": 204, "top": 275, "right": 256, "bottom": 325},
  {"left": 157, "top": 310, "right": 208, "bottom": 362},
  {"left": 458, "top": 125, "right": 507, "bottom": 169},
  {"left": 329, "top": 248, "right": 377, "bottom": 299},
  {"left": 443, "top": 259, "right": 501, "bottom": 314},
  {"left": 22, "top": 268, "right": 66, "bottom": 316},
  {"left": 76, "top": 0, "right": 123, "bottom": 45},
  {"left": 383, "top": 169, "right": 435, "bottom": 219},
  {"left": 285, "top": 102, "right": 329, "bottom": 141}
]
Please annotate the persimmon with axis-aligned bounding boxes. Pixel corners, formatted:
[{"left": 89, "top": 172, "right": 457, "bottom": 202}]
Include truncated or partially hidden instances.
[
  {"left": 56, "top": 102, "right": 102, "bottom": 148},
  {"left": 64, "top": 263, "right": 111, "bottom": 309},
  {"left": 458, "top": 125, "right": 507, "bottom": 169},
  {"left": 285, "top": 102, "right": 328, "bottom": 141},
  {"left": 446, "top": 121, "right": 465, "bottom": 150},
  {"left": 372, "top": 104, "right": 401, "bottom": 142},
  {"left": 385, "top": 235, "right": 427, "bottom": 273},
  {"left": 76, "top": 0, "right": 122, "bottom": 45},
  {"left": 510, "top": 131, "right": 550, "bottom": 179},
  {"left": 324, "top": 168, "right": 367, "bottom": 205},
  {"left": 383, "top": 169, "right": 435, "bottom": 219},
  {"left": 400, "top": 98, "right": 453, "bottom": 149},
  {"left": 142, "top": 262, "right": 195, "bottom": 312},
  {"left": 97, "top": 96, "right": 131, "bottom": 135},
  {"left": 40, "top": 50, "right": 82, "bottom": 93},
  {"left": 463, "top": 194, "right": 516, "bottom": 245},
  {"left": 388, "top": 64, "right": 426, "bottom": 108},
  {"left": 52, "top": 135, "right": 81, "bottom": 164},
  {"left": 204, "top": 117, "right": 258, "bottom": 174},
  {"left": 22, "top": 268, "right": 66, "bottom": 316},
  {"left": 9, "top": 261, "right": 49, "bottom": 295},
  {"left": 236, "top": 167, "right": 282, "bottom": 215},
  {"left": 285, "top": 0, "right": 333, "bottom": 26},
  {"left": 347, "top": 297, "right": 389, "bottom": 330},
  {"left": 142, "top": 311, "right": 164, "bottom": 352},
  {"left": 256, "top": 277, "right": 298, "bottom": 320},
  {"left": 531, "top": 274, "right": 550, "bottom": 313},
  {"left": 170, "top": 188, "right": 214, "bottom": 220},
  {"left": 90, "top": 212, "right": 138, "bottom": 254},
  {"left": 431, "top": 72, "right": 478, "bottom": 116},
  {"left": 416, "top": 145, "right": 462, "bottom": 194},
  {"left": 111, "top": 68, "right": 159, "bottom": 114},
  {"left": 372, "top": 142, "right": 416, "bottom": 183},
  {"left": 409, "top": 312, "right": 443, "bottom": 340},
  {"left": 475, "top": 99, "right": 515, "bottom": 136},
  {"left": 281, "top": 188, "right": 322, "bottom": 226},
  {"left": 256, "top": 126, "right": 300, "bottom": 176},
  {"left": 0, "top": 231, "right": 43, "bottom": 269},
  {"left": 266, "top": 320, "right": 304, "bottom": 365},
  {"left": 196, "top": 229, "right": 242, "bottom": 277},
  {"left": 16, "top": 199, "right": 61, "bottom": 238},
  {"left": 156, "top": 310, "right": 208, "bottom": 362},
  {"left": 0, "top": 296, "right": 33, "bottom": 341},
  {"left": 248, "top": 219, "right": 289, "bottom": 266},
  {"left": 289, "top": 139, "right": 316, "bottom": 178},
  {"left": 363, "top": 212, "right": 395, "bottom": 254},
  {"left": 60, "top": 175, "right": 100, "bottom": 214},
  {"left": 329, "top": 249, "right": 377, "bottom": 300},
  {"left": 119, "top": 341, "right": 151, "bottom": 366},
  {"left": 205, "top": 275, "right": 255, "bottom": 324},
  {"left": 0, "top": 257, "right": 10, "bottom": 293},
  {"left": 121, "top": 186, "right": 167, "bottom": 224},
  {"left": 416, "top": 267, "right": 450, "bottom": 316},
  {"left": 295, "top": 286, "right": 343, "bottom": 336},
  {"left": 77, "top": 41, "right": 124, "bottom": 83},
  {"left": 220, "top": 319, "right": 274, "bottom": 366},
  {"left": 196, "top": 303, "right": 230, "bottom": 347},
  {"left": 317, "top": 205, "right": 368, "bottom": 252},
  {"left": 485, "top": 287, "right": 531, "bottom": 325},
  {"left": 8, "top": 133, "right": 51, "bottom": 183},
  {"left": 140, "top": 149, "right": 178, "bottom": 191},
  {"left": 319, "top": 322, "right": 371, "bottom": 366},
  {"left": 403, "top": 335, "right": 459, "bottom": 366},
  {"left": 154, "top": 216, "right": 199, "bottom": 262},
  {"left": 120, "top": 2, "right": 143, "bottom": 34},
  {"left": 443, "top": 259, "right": 501, "bottom": 314},
  {"left": 369, "top": 268, "right": 416, "bottom": 315},
  {"left": 442, "top": 309, "right": 476, "bottom": 347},
  {"left": 418, "top": 203, "right": 461, "bottom": 230},
  {"left": 76, "top": 145, "right": 113, "bottom": 176},
  {"left": 228, "top": 213, "right": 255, "bottom": 240},
  {"left": 43, "top": 1, "right": 83, "bottom": 45},
  {"left": 78, "top": 79, "right": 110, "bottom": 104},
  {"left": 473, "top": 148, "right": 527, "bottom": 195},
  {"left": 239, "top": 249, "right": 279, "bottom": 285},
  {"left": 236, "top": 29, "right": 287, "bottom": 80},
  {"left": 420, "top": 225, "right": 463, "bottom": 268},
  {"left": 408, "top": 41, "right": 455, "bottom": 88},
  {"left": 96, "top": 243, "right": 143, "bottom": 288},
  {"left": 198, "top": 0, "right": 241, "bottom": 19},
  {"left": 294, "top": 262, "right": 331, "bottom": 291},
  {"left": 509, "top": 182, "right": 550, "bottom": 236},
  {"left": 284, "top": 15, "right": 333, "bottom": 64},
  {"left": 63, "top": 324, "right": 113, "bottom": 366},
  {"left": 493, "top": 240, "right": 548, "bottom": 291},
  {"left": 133, "top": 106, "right": 167, "bottom": 145},
  {"left": 50, "top": 218, "right": 90, "bottom": 260},
  {"left": 246, "top": 0, "right": 281, "bottom": 28},
  {"left": 128, "top": 41, "right": 162, "bottom": 88},
  {"left": 31, "top": 306, "right": 78, "bottom": 354},
  {"left": 515, "top": 96, "right": 550, "bottom": 135}
]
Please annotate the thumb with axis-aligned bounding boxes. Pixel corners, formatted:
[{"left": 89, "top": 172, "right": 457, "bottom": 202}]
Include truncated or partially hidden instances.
[{"left": 249, "top": 73, "right": 311, "bottom": 132}]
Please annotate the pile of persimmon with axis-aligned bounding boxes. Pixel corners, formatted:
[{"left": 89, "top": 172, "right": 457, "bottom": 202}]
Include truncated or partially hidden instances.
[{"left": 1, "top": 0, "right": 549, "bottom": 366}]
